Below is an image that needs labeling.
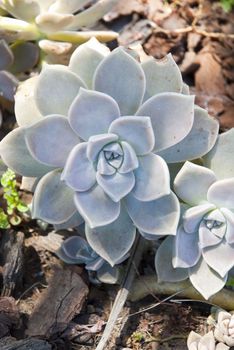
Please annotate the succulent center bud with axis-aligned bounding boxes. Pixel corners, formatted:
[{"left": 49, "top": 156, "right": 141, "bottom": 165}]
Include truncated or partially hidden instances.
[
  {"left": 102, "top": 142, "right": 123, "bottom": 169},
  {"left": 202, "top": 209, "right": 226, "bottom": 239}
]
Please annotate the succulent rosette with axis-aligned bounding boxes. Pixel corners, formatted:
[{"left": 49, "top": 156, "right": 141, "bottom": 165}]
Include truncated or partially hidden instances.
[
  {"left": 214, "top": 310, "right": 234, "bottom": 347},
  {"left": 0, "top": 0, "right": 118, "bottom": 62},
  {"left": 155, "top": 129, "right": 234, "bottom": 299},
  {"left": 187, "top": 331, "right": 230, "bottom": 350},
  {"left": 0, "top": 39, "right": 218, "bottom": 265}
]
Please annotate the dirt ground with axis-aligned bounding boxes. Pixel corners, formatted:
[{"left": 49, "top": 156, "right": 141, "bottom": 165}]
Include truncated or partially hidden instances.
[{"left": 0, "top": 1, "right": 233, "bottom": 349}]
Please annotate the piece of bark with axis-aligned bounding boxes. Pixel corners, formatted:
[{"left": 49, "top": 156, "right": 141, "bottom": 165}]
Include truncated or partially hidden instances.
[
  {"left": 0, "top": 297, "right": 20, "bottom": 338},
  {"left": 0, "top": 337, "right": 51, "bottom": 350},
  {"left": 0, "top": 230, "right": 24, "bottom": 297},
  {"left": 26, "top": 265, "right": 88, "bottom": 338}
]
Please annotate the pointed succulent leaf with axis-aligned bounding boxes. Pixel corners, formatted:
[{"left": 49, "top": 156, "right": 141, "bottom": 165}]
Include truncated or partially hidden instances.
[
  {"left": 1, "top": 0, "right": 40, "bottom": 21},
  {"left": 62, "top": 143, "right": 96, "bottom": 192},
  {"left": 94, "top": 47, "right": 146, "bottom": 115},
  {"left": 35, "top": 13, "right": 74, "bottom": 32},
  {"left": 32, "top": 170, "right": 77, "bottom": 224},
  {"left": 207, "top": 178, "right": 234, "bottom": 210},
  {"left": 59, "top": 236, "right": 95, "bottom": 264},
  {"left": 68, "top": 0, "right": 119, "bottom": 30},
  {"left": 69, "top": 88, "right": 120, "bottom": 140},
  {"left": 125, "top": 191, "right": 180, "bottom": 236},
  {"left": 221, "top": 208, "right": 234, "bottom": 244},
  {"left": 0, "top": 127, "right": 54, "bottom": 177},
  {"left": 74, "top": 184, "right": 120, "bottom": 228},
  {"left": 85, "top": 207, "right": 136, "bottom": 266},
  {"left": 109, "top": 116, "right": 155, "bottom": 155},
  {"left": 187, "top": 331, "right": 202, "bottom": 349},
  {"left": 69, "top": 38, "right": 109, "bottom": 88},
  {"left": 182, "top": 82, "right": 190, "bottom": 95},
  {"left": 35, "top": 65, "right": 86, "bottom": 116},
  {"left": 189, "top": 258, "right": 228, "bottom": 299},
  {"left": 203, "top": 128, "right": 234, "bottom": 180},
  {"left": 187, "top": 331, "right": 216, "bottom": 350},
  {"left": 202, "top": 240, "right": 234, "bottom": 278},
  {"left": 132, "top": 153, "right": 170, "bottom": 201},
  {"left": 158, "top": 106, "right": 219, "bottom": 163},
  {"left": 155, "top": 236, "right": 189, "bottom": 282},
  {"left": 173, "top": 224, "right": 201, "bottom": 268},
  {"left": 0, "top": 71, "right": 18, "bottom": 101},
  {"left": 119, "top": 141, "right": 139, "bottom": 173},
  {"left": 15, "top": 76, "right": 43, "bottom": 127},
  {"left": 49, "top": 0, "right": 91, "bottom": 14},
  {"left": 97, "top": 263, "right": 120, "bottom": 284},
  {"left": 174, "top": 161, "right": 217, "bottom": 206},
  {"left": 0, "top": 39, "right": 13, "bottom": 70},
  {"left": 136, "top": 93, "right": 194, "bottom": 152},
  {"left": 199, "top": 221, "right": 223, "bottom": 249},
  {"left": 10, "top": 41, "right": 39, "bottom": 74},
  {"left": 142, "top": 53, "right": 183, "bottom": 101},
  {"left": 96, "top": 171, "right": 135, "bottom": 202},
  {"left": 25, "top": 116, "right": 80, "bottom": 167},
  {"left": 97, "top": 152, "right": 116, "bottom": 175},
  {"left": 54, "top": 212, "right": 84, "bottom": 231}
]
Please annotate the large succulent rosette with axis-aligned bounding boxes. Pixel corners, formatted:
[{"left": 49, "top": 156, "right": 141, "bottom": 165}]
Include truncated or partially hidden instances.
[
  {"left": 0, "top": 38, "right": 218, "bottom": 265},
  {"left": 156, "top": 129, "right": 234, "bottom": 299}
]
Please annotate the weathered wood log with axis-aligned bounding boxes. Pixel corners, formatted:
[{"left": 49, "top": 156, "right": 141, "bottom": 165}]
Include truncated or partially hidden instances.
[
  {"left": 0, "top": 337, "right": 51, "bottom": 350},
  {"left": 129, "top": 276, "right": 234, "bottom": 310},
  {"left": 0, "top": 230, "right": 24, "bottom": 297},
  {"left": 26, "top": 265, "right": 88, "bottom": 338}
]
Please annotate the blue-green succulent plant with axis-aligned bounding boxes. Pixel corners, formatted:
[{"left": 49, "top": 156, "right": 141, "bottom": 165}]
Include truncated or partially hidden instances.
[
  {"left": 0, "top": 38, "right": 219, "bottom": 267},
  {"left": 156, "top": 129, "right": 234, "bottom": 299},
  {"left": 0, "top": 0, "right": 118, "bottom": 62}
]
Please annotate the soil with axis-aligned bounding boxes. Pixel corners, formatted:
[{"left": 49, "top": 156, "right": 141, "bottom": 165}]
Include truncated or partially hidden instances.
[{"left": 0, "top": 1, "right": 233, "bottom": 349}]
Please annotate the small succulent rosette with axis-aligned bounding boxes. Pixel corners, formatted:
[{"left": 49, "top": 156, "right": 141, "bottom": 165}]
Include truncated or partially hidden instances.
[
  {"left": 214, "top": 310, "right": 234, "bottom": 347},
  {"left": 0, "top": 38, "right": 39, "bottom": 130},
  {"left": 156, "top": 129, "right": 234, "bottom": 299},
  {"left": 187, "top": 331, "right": 230, "bottom": 350},
  {"left": 0, "top": 38, "right": 218, "bottom": 266},
  {"left": 0, "top": 0, "right": 118, "bottom": 62},
  {"left": 57, "top": 235, "right": 121, "bottom": 284}
]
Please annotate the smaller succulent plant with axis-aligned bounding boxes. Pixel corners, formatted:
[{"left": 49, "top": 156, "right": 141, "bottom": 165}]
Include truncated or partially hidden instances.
[
  {"left": 56, "top": 235, "right": 121, "bottom": 284},
  {"left": 214, "top": 310, "right": 234, "bottom": 347},
  {"left": 0, "top": 0, "right": 118, "bottom": 62},
  {"left": 187, "top": 331, "right": 230, "bottom": 350},
  {"left": 0, "top": 39, "right": 39, "bottom": 127},
  {"left": 155, "top": 129, "right": 234, "bottom": 299},
  {"left": 0, "top": 39, "right": 18, "bottom": 112}
]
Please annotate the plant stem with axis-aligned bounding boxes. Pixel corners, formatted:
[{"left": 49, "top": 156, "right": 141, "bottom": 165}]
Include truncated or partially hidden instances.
[
  {"left": 129, "top": 276, "right": 234, "bottom": 310},
  {"left": 0, "top": 16, "right": 40, "bottom": 40},
  {"left": 47, "top": 30, "right": 118, "bottom": 44}
]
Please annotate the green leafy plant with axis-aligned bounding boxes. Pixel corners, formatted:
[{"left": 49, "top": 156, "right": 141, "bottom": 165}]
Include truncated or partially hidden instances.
[
  {"left": 220, "top": 0, "right": 234, "bottom": 12},
  {"left": 0, "top": 168, "right": 28, "bottom": 227}
]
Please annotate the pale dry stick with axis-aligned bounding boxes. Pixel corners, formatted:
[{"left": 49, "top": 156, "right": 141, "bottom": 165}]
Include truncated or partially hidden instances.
[
  {"left": 16, "top": 282, "right": 48, "bottom": 305},
  {"left": 129, "top": 276, "right": 234, "bottom": 311},
  {"left": 96, "top": 233, "right": 145, "bottom": 350},
  {"left": 152, "top": 24, "right": 234, "bottom": 40}
]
